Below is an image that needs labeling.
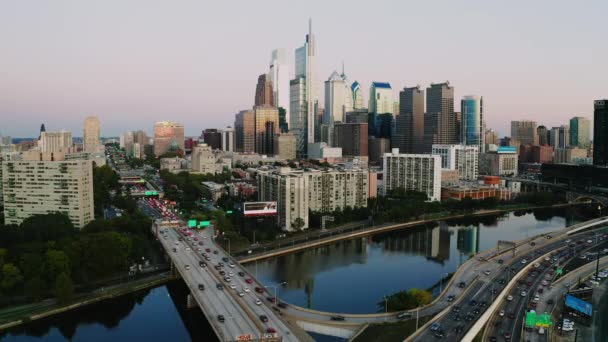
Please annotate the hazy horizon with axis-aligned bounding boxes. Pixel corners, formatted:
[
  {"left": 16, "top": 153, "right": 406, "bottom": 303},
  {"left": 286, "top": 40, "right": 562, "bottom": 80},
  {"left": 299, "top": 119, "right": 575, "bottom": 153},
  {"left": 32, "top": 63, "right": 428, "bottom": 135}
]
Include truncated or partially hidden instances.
[{"left": 1, "top": 0, "right": 606, "bottom": 138}]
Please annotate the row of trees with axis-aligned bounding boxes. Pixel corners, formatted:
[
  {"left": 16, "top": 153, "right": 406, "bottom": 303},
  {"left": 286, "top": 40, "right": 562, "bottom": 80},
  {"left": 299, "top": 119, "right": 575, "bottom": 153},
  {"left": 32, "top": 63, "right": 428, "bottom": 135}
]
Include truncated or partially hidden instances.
[{"left": 378, "top": 288, "right": 433, "bottom": 312}]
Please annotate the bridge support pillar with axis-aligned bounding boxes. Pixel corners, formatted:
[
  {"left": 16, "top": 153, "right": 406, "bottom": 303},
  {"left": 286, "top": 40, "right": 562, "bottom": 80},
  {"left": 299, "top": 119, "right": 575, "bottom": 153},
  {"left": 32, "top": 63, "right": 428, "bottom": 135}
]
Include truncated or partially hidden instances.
[{"left": 186, "top": 293, "right": 197, "bottom": 309}]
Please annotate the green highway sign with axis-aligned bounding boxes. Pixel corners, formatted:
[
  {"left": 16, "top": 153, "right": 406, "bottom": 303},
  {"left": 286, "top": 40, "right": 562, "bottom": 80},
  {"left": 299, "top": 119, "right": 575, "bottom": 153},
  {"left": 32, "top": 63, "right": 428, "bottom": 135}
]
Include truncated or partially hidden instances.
[
  {"left": 525, "top": 311, "right": 537, "bottom": 327},
  {"left": 537, "top": 313, "right": 552, "bottom": 327},
  {"left": 198, "top": 221, "right": 211, "bottom": 228},
  {"left": 226, "top": 210, "right": 233, "bottom": 214},
  {"left": 187, "top": 220, "right": 197, "bottom": 227},
  {"left": 145, "top": 191, "right": 158, "bottom": 196}
]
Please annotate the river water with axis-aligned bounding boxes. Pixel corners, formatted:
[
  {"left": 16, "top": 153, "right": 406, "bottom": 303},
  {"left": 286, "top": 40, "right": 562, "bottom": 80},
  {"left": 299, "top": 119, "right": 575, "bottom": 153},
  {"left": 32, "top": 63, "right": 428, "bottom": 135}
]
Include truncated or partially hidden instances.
[{"left": 0, "top": 207, "right": 596, "bottom": 341}]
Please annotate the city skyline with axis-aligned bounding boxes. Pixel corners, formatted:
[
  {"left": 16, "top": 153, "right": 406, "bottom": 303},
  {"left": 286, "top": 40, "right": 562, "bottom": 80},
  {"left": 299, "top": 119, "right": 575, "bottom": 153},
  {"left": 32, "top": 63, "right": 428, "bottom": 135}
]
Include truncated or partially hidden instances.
[{"left": 2, "top": 1, "right": 607, "bottom": 137}]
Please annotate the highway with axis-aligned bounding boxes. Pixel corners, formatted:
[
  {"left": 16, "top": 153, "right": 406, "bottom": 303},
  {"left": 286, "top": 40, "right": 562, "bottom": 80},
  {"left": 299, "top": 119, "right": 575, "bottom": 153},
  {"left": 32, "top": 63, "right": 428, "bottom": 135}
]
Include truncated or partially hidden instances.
[
  {"left": 159, "top": 225, "right": 300, "bottom": 341},
  {"left": 412, "top": 227, "right": 608, "bottom": 341}
]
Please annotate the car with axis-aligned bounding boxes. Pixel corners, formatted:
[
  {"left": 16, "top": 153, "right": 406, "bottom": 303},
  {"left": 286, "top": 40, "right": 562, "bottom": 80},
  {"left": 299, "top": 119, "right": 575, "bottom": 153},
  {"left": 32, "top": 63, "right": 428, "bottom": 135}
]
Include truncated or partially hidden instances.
[
  {"left": 229, "top": 284, "right": 236, "bottom": 289},
  {"left": 205, "top": 248, "right": 211, "bottom": 252},
  {"left": 521, "top": 259, "right": 527, "bottom": 264},
  {"left": 447, "top": 295, "right": 455, "bottom": 302},
  {"left": 469, "top": 299, "right": 477, "bottom": 306},
  {"left": 498, "top": 279, "right": 506, "bottom": 285},
  {"left": 452, "top": 306, "right": 461, "bottom": 313},
  {"left": 247, "top": 279, "right": 254, "bottom": 284},
  {"left": 259, "top": 315, "right": 269, "bottom": 323},
  {"left": 213, "top": 250, "right": 219, "bottom": 254},
  {"left": 489, "top": 337, "right": 497, "bottom": 342},
  {"left": 530, "top": 302, "right": 538, "bottom": 308},
  {"left": 507, "top": 295, "right": 514, "bottom": 301},
  {"left": 217, "top": 315, "right": 225, "bottom": 323},
  {"left": 185, "top": 265, "right": 191, "bottom": 270},
  {"left": 537, "top": 288, "right": 543, "bottom": 294},
  {"left": 527, "top": 281, "right": 533, "bottom": 287},
  {"left": 243, "top": 287, "right": 250, "bottom": 293},
  {"left": 472, "top": 308, "right": 480, "bottom": 315},
  {"left": 277, "top": 302, "right": 288, "bottom": 309},
  {"left": 198, "top": 284, "right": 205, "bottom": 291},
  {"left": 218, "top": 262, "right": 224, "bottom": 267},
  {"left": 216, "top": 284, "right": 224, "bottom": 290},
  {"left": 255, "top": 299, "right": 262, "bottom": 305},
  {"left": 590, "top": 280, "right": 600, "bottom": 285},
  {"left": 266, "top": 327, "right": 277, "bottom": 334},
  {"left": 521, "top": 291, "right": 527, "bottom": 297},
  {"left": 434, "top": 330, "right": 445, "bottom": 338},
  {"left": 238, "top": 291, "right": 244, "bottom": 297},
  {"left": 223, "top": 276, "right": 231, "bottom": 282},
  {"left": 197, "top": 247, "right": 202, "bottom": 252},
  {"left": 330, "top": 315, "right": 345, "bottom": 321},
  {"left": 479, "top": 301, "right": 487, "bottom": 307},
  {"left": 238, "top": 271, "right": 245, "bottom": 277},
  {"left": 228, "top": 272, "right": 234, "bottom": 277},
  {"left": 458, "top": 282, "right": 466, "bottom": 288},
  {"left": 464, "top": 314, "right": 473, "bottom": 321},
  {"left": 547, "top": 299, "right": 554, "bottom": 305},
  {"left": 267, "top": 296, "right": 276, "bottom": 303},
  {"left": 222, "top": 257, "right": 229, "bottom": 262},
  {"left": 452, "top": 313, "right": 461, "bottom": 321},
  {"left": 198, "top": 241, "right": 204, "bottom": 245},
  {"left": 172, "top": 247, "right": 177, "bottom": 252},
  {"left": 219, "top": 270, "right": 226, "bottom": 276},
  {"left": 504, "top": 332, "right": 512, "bottom": 339},
  {"left": 229, "top": 263, "right": 236, "bottom": 268},
  {"left": 484, "top": 270, "right": 491, "bottom": 275},
  {"left": 497, "top": 259, "right": 504, "bottom": 264},
  {"left": 499, "top": 310, "right": 505, "bottom": 317},
  {"left": 430, "top": 323, "right": 441, "bottom": 331}
]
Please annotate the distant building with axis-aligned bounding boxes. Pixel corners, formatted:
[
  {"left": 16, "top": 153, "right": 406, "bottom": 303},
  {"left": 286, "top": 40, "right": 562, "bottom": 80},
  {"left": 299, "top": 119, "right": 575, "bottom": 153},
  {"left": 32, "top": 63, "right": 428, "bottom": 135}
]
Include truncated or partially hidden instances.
[
  {"left": 153, "top": 121, "right": 184, "bottom": 157},
  {"left": 202, "top": 181, "right": 226, "bottom": 201},
  {"left": 191, "top": 144, "right": 216, "bottom": 174},
  {"left": 369, "top": 82, "right": 393, "bottom": 136},
  {"left": 511, "top": 120, "right": 538, "bottom": 146},
  {"left": 424, "top": 82, "right": 457, "bottom": 152},
  {"left": 345, "top": 109, "right": 369, "bottom": 124},
  {"left": 324, "top": 70, "right": 353, "bottom": 124},
  {"left": 333, "top": 122, "right": 368, "bottom": 157},
  {"left": 351, "top": 81, "right": 365, "bottom": 109},
  {"left": 40, "top": 130, "right": 73, "bottom": 153},
  {"left": 160, "top": 157, "right": 188, "bottom": 173},
  {"left": 2, "top": 158, "right": 94, "bottom": 228},
  {"left": 382, "top": 149, "right": 442, "bottom": 201},
  {"left": 519, "top": 144, "right": 553, "bottom": 164},
  {"left": 431, "top": 144, "right": 479, "bottom": 180},
  {"left": 83, "top": 116, "right": 101, "bottom": 153},
  {"left": 395, "top": 85, "right": 424, "bottom": 154},
  {"left": 461, "top": 96, "right": 484, "bottom": 152},
  {"left": 594, "top": 100, "right": 608, "bottom": 167},
  {"left": 269, "top": 49, "right": 290, "bottom": 129},
  {"left": 235, "top": 109, "right": 255, "bottom": 153},
  {"left": 480, "top": 147, "right": 518, "bottom": 176},
  {"left": 549, "top": 125, "right": 570, "bottom": 149},
  {"left": 221, "top": 127, "right": 235, "bottom": 152},
  {"left": 254, "top": 105, "right": 279, "bottom": 155},
  {"left": 274, "top": 134, "right": 297, "bottom": 160},
  {"left": 553, "top": 147, "right": 588, "bottom": 164},
  {"left": 537, "top": 126, "right": 548, "bottom": 146},
  {"left": 308, "top": 142, "right": 342, "bottom": 159},
  {"left": 368, "top": 137, "right": 391, "bottom": 164},
  {"left": 202, "top": 129, "right": 222, "bottom": 150},
  {"left": 254, "top": 73, "right": 274, "bottom": 107},
  {"left": 569, "top": 116, "right": 591, "bottom": 148}
]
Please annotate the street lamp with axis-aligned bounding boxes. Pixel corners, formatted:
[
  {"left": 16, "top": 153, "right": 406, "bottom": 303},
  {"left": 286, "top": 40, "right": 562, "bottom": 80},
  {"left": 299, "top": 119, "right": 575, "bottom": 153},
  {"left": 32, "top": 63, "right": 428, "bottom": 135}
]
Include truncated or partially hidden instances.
[
  {"left": 383, "top": 295, "right": 389, "bottom": 321},
  {"left": 265, "top": 282, "right": 287, "bottom": 304},
  {"left": 439, "top": 272, "right": 449, "bottom": 295}
]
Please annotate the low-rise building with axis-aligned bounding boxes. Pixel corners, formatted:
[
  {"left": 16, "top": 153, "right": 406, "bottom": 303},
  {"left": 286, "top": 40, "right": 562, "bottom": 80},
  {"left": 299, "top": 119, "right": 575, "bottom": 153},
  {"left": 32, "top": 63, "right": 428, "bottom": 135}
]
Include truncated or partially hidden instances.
[
  {"left": 160, "top": 157, "right": 188, "bottom": 173},
  {"left": 480, "top": 147, "right": 518, "bottom": 176},
  {"left": 201, "top": 181, "right": 226, "bottom": 201},
  {"left": 553, "top": 147, "right": 588, "bottom": 164},
  {"left": 441, "top": 184, "right": 513, "bottom": 201},
  {"left": 308, "top": 142, "right": 342, "bottom": 159}
]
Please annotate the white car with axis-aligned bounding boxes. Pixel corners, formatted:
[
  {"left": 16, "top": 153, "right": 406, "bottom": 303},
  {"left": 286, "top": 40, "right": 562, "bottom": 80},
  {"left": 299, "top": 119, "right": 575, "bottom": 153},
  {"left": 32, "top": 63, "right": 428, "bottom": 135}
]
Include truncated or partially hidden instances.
[
  {"left": 590, "top": 280, "right": 600, "bottom": 285},
  {"left": 507, "top": 295, "right": 514, "bottom": 301},
  {"left": 229, "top": 263, "right": 236, "bottom": 268},
  {"left": 243, "top": 287, "right": 250, "bottom": 293},
  {"left": 499, "top": 310, "right": 505, "bottom": 317},
  {"left": 185, "top": 265, "right": 191, "bottom": 270},
  {"left": 483, "top": 270, "right": 491, "bottom": 275},
  {"left": 238, "top": 291, "right": 244, "bottom": 297},
  {"left": 228, "top": 272, "right": 234, "bottom": 277},
  {"left": 533, "top": 295, "right": 540, "bottom": 302},
  {"left": 229, "top": 284, "right": 236, "bottom": 289},
  {"left": 521, "top": 259, "right": 527, "bottom": 264},
  {"left": 186, "top": 247, "right": 191, "bottom": 251},
  {"left": 521, "top": 291, "right": 527, "bottom": 297},
  {"left": 255, "top": 299, "right": 262, "bottom": 305}
]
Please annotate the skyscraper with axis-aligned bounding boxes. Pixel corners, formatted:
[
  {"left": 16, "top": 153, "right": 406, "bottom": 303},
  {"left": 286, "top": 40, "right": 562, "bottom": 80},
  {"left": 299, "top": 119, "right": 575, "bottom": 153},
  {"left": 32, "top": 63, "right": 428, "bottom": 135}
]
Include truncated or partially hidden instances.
[
  {"left": 395, "top": 86, "right": 424, "bottom": 153},
  {"left": 254, "top": 73, "right": 274, "bottom": 107},
  {"left": 537, "top": 125, "right": 548, "bottom": 145},
  {"left": 220, "top": 127, "right": 234, "bottom": 152},
  {"left": 290, "top": 19, "right": 316, "bottom": 157},
  {"left": 461, "top": 96, "right": 484, "bottom": 152},
  {"left": 569, "top": 116, "right": 591, "bottom": 148},
  {"left": 368, "top": 82, "right": 393, "bottom": 135},
  {"left": 351, "top": 81, "right": 364, "bottom": 109},
  {"left": 423, "top": 82, "right": 457, "bottom": 152},
  {"left": 83, "top": 116, "right": 101, "bottom": 153},
  {"left": 594, "top": 100, "right": 608, "bottom": 167},
  {"left": 254, "top": 105, "right": 279, "bottom": 155},
  {"left": 269, "top": 48, "right": 290, "bottom": 125},
  {"left": 234, "top": 109, "right": 255, "bottom": 153},
  {"left": 324, "top": 70, "right": 353, "bottom": 125},
  {"left": 511, "top": 120, "right": 538, "bottom": 146},
  {"left": 153, "top": 121, "right": 185, "bottom": 157},
  {"left": 549, "top": 125, "right": 569, "bottom": 149}
]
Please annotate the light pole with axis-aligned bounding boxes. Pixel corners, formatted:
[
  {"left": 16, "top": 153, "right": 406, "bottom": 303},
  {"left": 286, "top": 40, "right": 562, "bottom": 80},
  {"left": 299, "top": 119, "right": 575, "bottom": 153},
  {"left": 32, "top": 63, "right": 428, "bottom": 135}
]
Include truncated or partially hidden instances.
[
  {"left": 439, "top": 272, "right": 449, "bottom": 295},
  {"left": 265, "top": 282, "right": 287, "bottom": 304},
  {"left": 384, "top": 295, "right": 388, "bottom": 321}
]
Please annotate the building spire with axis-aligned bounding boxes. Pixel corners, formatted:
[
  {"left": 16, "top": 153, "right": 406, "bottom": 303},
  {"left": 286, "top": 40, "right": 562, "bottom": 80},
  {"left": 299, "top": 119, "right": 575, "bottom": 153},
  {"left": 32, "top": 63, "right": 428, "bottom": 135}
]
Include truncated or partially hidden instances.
[{"left": 341, "top": 61, "right": 344, "bottom": 76}]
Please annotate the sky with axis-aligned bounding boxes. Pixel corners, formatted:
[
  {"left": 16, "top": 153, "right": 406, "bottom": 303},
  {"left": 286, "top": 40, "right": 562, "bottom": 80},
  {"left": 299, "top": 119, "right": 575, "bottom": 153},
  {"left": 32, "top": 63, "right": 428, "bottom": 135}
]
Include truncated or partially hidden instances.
[{"left": 1, "top": 0, "right": 607, "bottom": 138}]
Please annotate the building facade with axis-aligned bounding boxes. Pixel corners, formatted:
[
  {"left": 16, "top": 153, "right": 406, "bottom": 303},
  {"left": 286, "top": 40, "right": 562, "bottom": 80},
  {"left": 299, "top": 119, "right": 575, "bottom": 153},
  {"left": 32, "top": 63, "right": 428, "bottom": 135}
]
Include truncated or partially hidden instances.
[
  {"left": 395, "top": 86, "right": 425, "bottom": 154},
  {"left": 2, "top": 159, "right": 94, "bottom": 228},
  {"left": 510, "top": 120, "right": 538, "bottom": 146},
  {"left": 594, "top": 100, "right": 608, "bottom": 167},
  {"left": 333, "top": 122, "right": 368, "bottom": 157},
  {"left": 461, "top": 96, "right": 484, "bottom": 152},
  {"left": 40, "top": 131, "right": 73, "bottom": 153},
  {"left": 191, "top": 144, "right": 216, "bottom": 174},
  {"left": 235, "top": 110, "right": 255, "bottom": 153},
  {"left": 480, "top": 147, "right": 518, "bottom": 176},
  {"left": 324, "top": 71, "right": 353, "bottom": 125},
  {"left": 254, "top": 73, "right": 274, "bottom": 107},
  {"left": 351, "top": 81, "right": 365, "bottom": 109},
  {"left": 202, "top": 129, "right": 222, "bottom": 150},
  {"left": 83, "top": 116, "right": 101, "bottom": 153},
  {"left": 221, "top": 127, "right": 235, "bottom": 152},
  {"left": 274, "top": 134, "right": 297, "bottom": 160},
  {"left": 424, "top": 82, "right": 457, "bottom": 152},
  {"left": 549, "top": 125, "right": 570, "bottom": 149},
  {"left": 153, "top": 121, "right": 185, "bottom": 157},
  {"left": 254, "top": 105, "right": 279, "bottom": 155},
  {"left": 569, "top": 116, "right": 590, "bottom": 148},
  {"left": 382, "top": 149, "right": 442, "bottom": 201},
  {"left": 432, "top": 144, "right": 479, "bottom": 180},
  {"left": 269, "top": 48, "right": 290, "bottom": 128}
]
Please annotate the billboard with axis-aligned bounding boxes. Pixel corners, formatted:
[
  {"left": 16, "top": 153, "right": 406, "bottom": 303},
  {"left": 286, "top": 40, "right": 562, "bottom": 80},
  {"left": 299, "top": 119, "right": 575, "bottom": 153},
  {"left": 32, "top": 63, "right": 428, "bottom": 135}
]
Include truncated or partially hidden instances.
[
  {"left": 565, "top": 294, "right": 593, "bottom": 316},
  {"left": 243, "top": 202, "right": 277, "bottom": 217}
]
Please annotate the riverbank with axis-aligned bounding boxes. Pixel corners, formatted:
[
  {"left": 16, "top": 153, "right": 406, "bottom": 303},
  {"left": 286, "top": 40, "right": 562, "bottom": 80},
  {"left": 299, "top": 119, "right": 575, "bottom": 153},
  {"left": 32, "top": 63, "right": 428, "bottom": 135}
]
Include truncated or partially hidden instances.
[
  {"left": 238, "top": 203, "right": 589, "bottom": 264},
  {"left": 0, "top": 271, "right": 174, "bottom": 331}
]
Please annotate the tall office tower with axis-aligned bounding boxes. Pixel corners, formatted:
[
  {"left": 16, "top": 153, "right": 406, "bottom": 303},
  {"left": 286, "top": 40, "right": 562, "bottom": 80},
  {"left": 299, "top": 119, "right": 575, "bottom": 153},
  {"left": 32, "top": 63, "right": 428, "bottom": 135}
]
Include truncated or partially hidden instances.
[
  {"left": 254, "top": 73, "right": 274, "bottom": 107},
  {"left": 569, "top": 116, "right": 591, "bottom": 148},
  {"left": 351, "top": 81, "right": 365, "bottom": 109},
  {"left": 83, "top": 116, "right": 101, "bottom": 153},
  {"left": 593, "top": 100, "right": 608, "bottom": 166},
  {"left": 382, "top": 149, "right": 442, "bottom": 201},
  {"left": 220, "top": 127, "right": 234, "bottom": 152},
  {"left": 234, "top": 109, "right": 255, "bottom": 153},
  {"left": 423, "top": 82, "right": 457, "bottom": 152},
  {"left": 395, "top": 86, "right": 425, "bottom": 153},
  {"left": 461, "top": 96, "right": 484, "bottom": 152},
  {"left": 537, "top": 126, "right": 548, "bottom": 145},
  {"left": 368, "top": 82, "right": 393, "bottom": 136},
  {"left": 510, "top": 120, "right": 538, "bottom": 146},
  {"left": 2, "top": 158, "right": 94, "bottom": 228},
  {"left": 153, "top": 121, "right": 185, "bottom": 157},
  {"left": 290, "top": 19, "right": 317, "bottom": 157},
  {"left": 324, "top": 71, "right": 353, "bottom": 124},
  {"left": 549, "top": 125, "right": 569, "bottom": 149},
  {"left": 333, "top": 122, "right": 368, "bottom": 157},
  {"left": 485, "top": 129, "right": 499, "bottom": 145},
  {"left": 191, "top": 144, "right": 215, "bottom": 174},
  {"left": 40, "top": 130, "right": 73, "bottom": 153},
  {"left": 254, "top": 105, "right": 279, "bottom": 155},
  {"left": 201, "top": 129, "right": 222, "bottom": 150},
  {"left": 269, "top": 48, "right": 290, "bottom": 125}
]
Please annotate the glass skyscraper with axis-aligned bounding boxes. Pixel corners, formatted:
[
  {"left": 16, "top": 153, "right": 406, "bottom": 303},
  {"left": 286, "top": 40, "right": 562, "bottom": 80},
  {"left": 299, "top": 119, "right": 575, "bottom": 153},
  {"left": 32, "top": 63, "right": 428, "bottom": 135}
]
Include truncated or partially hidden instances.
[{"left": 461, "top": 95, "right": 484, "bottom": 152}]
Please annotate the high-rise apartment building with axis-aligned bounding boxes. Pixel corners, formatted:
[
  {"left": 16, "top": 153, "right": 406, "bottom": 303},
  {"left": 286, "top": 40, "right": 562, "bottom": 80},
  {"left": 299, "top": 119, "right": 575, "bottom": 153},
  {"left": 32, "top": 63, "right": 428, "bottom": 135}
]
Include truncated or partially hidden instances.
[
  {"left": 423, "top": 82, "right": 457, "bottom": 152},
  {"left": 395, "top": 86, "right": 424, "bottom": 153},
  {"left": 537, "top": 126, "right": 548, "bottom": 146},
  {"left": 254, "top": 74, "right": 274, "bottom": 107},
  {"left": 290, "top": 19, "right": 317, "bottom": 157},
  {"left": 254, "top": 105, "right": 279, "bottom": 155},
  {"left": 382, "top": 149, "right": 442, "bottom": 202},
  {"left": 324, "top": 71, "right": 353, "bottom": 124},
  {"left": 432, "top": 144, "right": 479, "bottom": 180},
  {"left": 235, "top": 110, "right": 255, "bottom": 153},
  {"left": 2, "top": 158, "right": 94, "bottom": 228},
  {"left": 569, "top": 116, "right": 590, "bottom": 148},
  {"left": 83, "top": 116, "right": 101, "bottom": 153},
  {"left": 333, "top": 122, "right": 368, "bottom": 157},
  {"left": 461, "top": 96, "right": 484, "bottom": 152},
  {"left": 153, "top": 121, "right": 184, "bottom": 157},
  {"left": 351, "top": 81, "right": 365, "bottom": 109},
  {"left": 269, "top": 49, "right": 290, "bottom": 125},
  {"left": 510, "top": 120, "right": 538, "bottom": 146},
  {"left": 549, "top": 125, "right": 570, "bottom": 149},
  {"left": 191, "top": 144, "right": 215, "bottom": 174},
  {"left": 594, "top": 100, "right": 608, "bottom": 166},
  {"left": 221, "top": 127, "right": 234, "bottom": 152},
  {"left": 40, "top": 131, "right": 73, "bottom": 153}
]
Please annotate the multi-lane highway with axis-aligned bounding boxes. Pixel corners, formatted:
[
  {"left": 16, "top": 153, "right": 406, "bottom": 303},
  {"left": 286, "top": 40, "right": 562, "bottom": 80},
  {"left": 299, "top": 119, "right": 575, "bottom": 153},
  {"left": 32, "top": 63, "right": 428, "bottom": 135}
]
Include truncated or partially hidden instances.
[{"left": 158, "top": 224, "right": 300, "bottom": 342}]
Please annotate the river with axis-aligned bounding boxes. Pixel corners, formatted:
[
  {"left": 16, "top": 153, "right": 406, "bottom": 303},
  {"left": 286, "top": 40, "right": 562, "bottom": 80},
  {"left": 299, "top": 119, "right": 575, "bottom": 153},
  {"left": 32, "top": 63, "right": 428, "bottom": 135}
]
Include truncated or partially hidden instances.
[{"left": 0, "top": 206, "right": 596, "bottom": 341}]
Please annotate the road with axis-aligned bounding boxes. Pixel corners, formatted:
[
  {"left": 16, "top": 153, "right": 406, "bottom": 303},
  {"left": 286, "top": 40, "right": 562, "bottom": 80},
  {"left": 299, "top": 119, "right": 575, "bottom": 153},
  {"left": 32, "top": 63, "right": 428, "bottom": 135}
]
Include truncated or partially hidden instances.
[{"left": 412, "top": 227, "right": 608, "bottom": 341}]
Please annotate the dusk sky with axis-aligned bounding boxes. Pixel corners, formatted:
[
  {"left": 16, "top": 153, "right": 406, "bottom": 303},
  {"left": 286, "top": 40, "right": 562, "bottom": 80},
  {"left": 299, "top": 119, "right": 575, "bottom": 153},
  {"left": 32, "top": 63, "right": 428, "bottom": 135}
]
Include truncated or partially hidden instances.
[{"left": 1, "top": 0, "right": 607, "bottom": 138}]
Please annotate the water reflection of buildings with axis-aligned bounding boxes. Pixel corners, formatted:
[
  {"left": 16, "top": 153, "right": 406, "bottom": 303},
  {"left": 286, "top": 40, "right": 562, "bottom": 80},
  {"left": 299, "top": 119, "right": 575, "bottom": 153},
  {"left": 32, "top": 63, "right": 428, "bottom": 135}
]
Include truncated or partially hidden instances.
[
  {"left": 457, "top": 225, "right": 480, "bottom": 256},
  {"left": 380, "top": 223, "right": 451, "bottom": 264}
]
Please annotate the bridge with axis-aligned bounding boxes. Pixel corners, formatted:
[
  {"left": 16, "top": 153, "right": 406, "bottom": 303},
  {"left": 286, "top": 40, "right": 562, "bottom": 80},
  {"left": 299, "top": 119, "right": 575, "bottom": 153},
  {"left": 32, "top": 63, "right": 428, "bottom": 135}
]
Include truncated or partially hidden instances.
[{"left": 502, "top": 176, "right": 608, "bottom": 207}]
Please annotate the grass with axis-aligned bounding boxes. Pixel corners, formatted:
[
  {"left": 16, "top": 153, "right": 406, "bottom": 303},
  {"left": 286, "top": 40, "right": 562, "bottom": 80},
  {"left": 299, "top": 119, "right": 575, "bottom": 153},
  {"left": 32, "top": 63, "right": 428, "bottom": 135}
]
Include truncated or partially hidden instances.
[{"left": 352, "top": 316, "right": 431, "bottom": 342}]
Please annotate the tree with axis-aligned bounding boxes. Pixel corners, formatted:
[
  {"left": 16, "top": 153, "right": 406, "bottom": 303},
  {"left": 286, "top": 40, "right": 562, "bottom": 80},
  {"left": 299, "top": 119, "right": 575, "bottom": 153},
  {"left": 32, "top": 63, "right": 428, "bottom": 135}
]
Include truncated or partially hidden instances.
[
  {"left": 292, "top": 217, "right": 305, "bottom": 231},
  {"left": 0, "top": 263, "right": 23, "bottom": 292},
  {"left": 46, "top": 250, "right": 71, "bottom": 282},
  {"left": 53, "top": 272, "right": 74, "bottom": 303},
  {"left": 24, "top": 276, "right": 45, "bottom": 301}
]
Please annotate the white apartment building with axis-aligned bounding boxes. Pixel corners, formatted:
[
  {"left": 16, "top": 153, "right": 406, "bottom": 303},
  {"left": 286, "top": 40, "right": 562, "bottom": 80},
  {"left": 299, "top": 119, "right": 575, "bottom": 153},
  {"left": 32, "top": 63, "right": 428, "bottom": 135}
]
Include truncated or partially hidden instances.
[
  {"left": 2, "top": 158, "right": 94, "bottom": 228},
  {"left": 191, "top": 144, "right": 215, "bottom": 174},
  {"left": 40, "top": 131, "right": 73, "bottom": 153},
  {"left": 431, "top": 144, "right": 479, "bottom": 180},
  {"left": 258, "top": 167, "right": 369, "bottom": 231},
  {"left": 382, "top": 149, "right": 442, "bottom": 202}
]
